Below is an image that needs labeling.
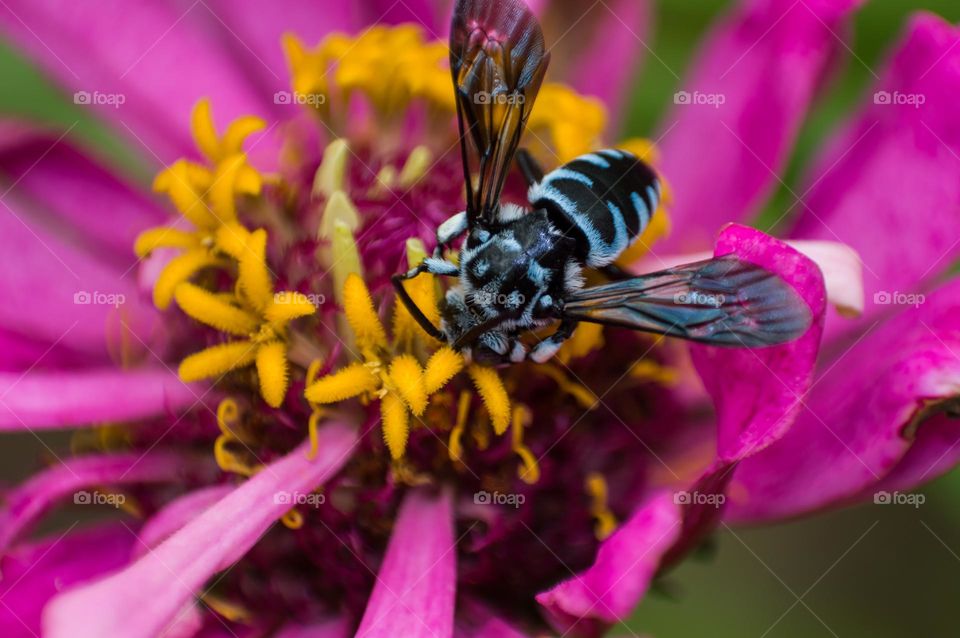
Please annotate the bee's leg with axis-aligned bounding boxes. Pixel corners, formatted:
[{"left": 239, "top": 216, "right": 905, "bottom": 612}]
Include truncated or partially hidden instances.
[
  {"left": 398, "top": 256, "right": 460, "bottom": 281},
  {"left": 516, "top": 148, "right": 544, "bottom": 187},
  {"left": 600, "top": 264, "right": 634, "bottom": 281},
  {"left": 435, "top": 211, "right": 469, "bottom": 256},
  {"left": 528, "top": 319, "right": 578, "bottom": 363},
  {"left": 391, "top": 273, "right": 447, "bottom": 341}
]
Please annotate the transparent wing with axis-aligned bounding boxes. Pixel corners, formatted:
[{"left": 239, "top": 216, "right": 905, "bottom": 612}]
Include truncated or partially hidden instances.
[
  {"left": 450, "top": 0, "right": 550, "bottom": 225},
  {"left": 562, "top": 257, "right": 812, "bottom": 347}
]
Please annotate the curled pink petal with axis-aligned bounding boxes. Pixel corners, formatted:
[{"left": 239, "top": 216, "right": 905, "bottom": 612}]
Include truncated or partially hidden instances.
[
  {"left": 790, "top": 13, "right": 960, "bottom": 342},
  {"left": 536, "top": 491, "right": 682, "bottom": 636},
  {"left": 42, "top": 423, "right": 356, "bottom": 638},
  {"left": 657, "top": 0, "right": 864, "bottom": 251},
  {"left": 690, "top": 224, "right": 826, "bottom": 462},
  {"left": 727, "top": 279, "right": 960, "bottom": 522},
  {"left": 0, "top": 1, "right": 277, "bottom": 164},
  {"left": 134, "top": 485, "right": 234, "bottom": 559},
  {"left": 0, "top": 523, "right": 137, "bottom": 637},
  {"left": 0, "top": 368, "right": 203, "bottom": 430},
  {"left": 355, "top": 488, "right": 456, "bottom": 638},
  {"left": 0, "top": 451, "right": 188, "bottom": 554}
]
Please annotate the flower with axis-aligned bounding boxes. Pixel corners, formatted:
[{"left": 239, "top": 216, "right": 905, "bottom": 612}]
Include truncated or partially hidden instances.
[{"left": 0, "top": 2, "right": 957, "bottom": 638}]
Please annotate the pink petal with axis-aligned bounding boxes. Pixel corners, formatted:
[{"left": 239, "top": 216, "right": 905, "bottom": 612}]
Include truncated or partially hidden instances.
[
  {"left": 133, "top": 485, "right": 234, "bottom": 559},
  {"left": 355, "top": 488, "right": 456, "bottom": 638},
  {"left": 727, "top": 278, "right": 960, "bottom": 522},
  {"left": 273, "top": 617, "right": 350, "bottom": 638},
  {"left": 690, "top": 224, "right": 826, "bottom": 463},
  {"left": 200, "top": 0, "right": 356, "bottom": 95},
  {"left": 0, "top": 1, "right": 277, "bottom": 164},
  {"left": 0, "top": 127, "right": 165, "bottom": 262},
  {"left": 0, "top": 451, "right": 187, "bottom": 554},
  {"left": 0, "top": 523, "right": 137, "bottom": 637},
  {"left": 42, "top": 423, "right": 357, "bottom": 638},
  {"left": 0, "top": 201, "right": 157, "bottom": 360},
  {"left": 564, "top": 0, "right": 651, "bottom": 130},
  {"left": 361, "top": 0, "right": 441, "bottom": 32},
  {"left": 536, "top": 491, "right": 682, "bottom": 635},
  {"left": 789, "top": 13, "right": 960, "bottom": 343},
  {"left": 0, "top": 368, "right": 203, "bottom": 430},
  {"left": 657, "top": 0, "right": 864, "bottom": 252}
]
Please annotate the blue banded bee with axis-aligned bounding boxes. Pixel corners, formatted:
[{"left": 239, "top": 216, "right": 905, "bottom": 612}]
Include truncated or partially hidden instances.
[{"left": 392, "top": 0, "right": 811, "bottom": 365}]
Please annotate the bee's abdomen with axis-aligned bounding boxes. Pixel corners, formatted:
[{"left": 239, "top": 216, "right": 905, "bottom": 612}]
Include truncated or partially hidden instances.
[{"left": 528, "top": 149, "right": 661, "bottom": 267}]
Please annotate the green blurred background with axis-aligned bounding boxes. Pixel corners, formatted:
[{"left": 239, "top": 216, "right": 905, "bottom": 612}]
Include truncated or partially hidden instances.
[{"left": 0, "top": 1, "right": 958, "bottom": 637}]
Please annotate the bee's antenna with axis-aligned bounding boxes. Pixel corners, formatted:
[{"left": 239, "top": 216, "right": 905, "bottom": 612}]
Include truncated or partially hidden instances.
[{"left": 391, "top": 274, "right": 446, "bottom": 342}]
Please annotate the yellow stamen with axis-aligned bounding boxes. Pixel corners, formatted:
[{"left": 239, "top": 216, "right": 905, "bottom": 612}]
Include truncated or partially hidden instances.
[
  {"left": 213, "top": 222, "right": 252, "bottom": 260},
  {"left": 216, "top": 398, "right": 242, "bottom": 439},
  {"left": 630, "top": 359, "right": 679, "bottom": 386},
  {"left": 174, "top": 283, "right": 260, "bottom": 336},
  {"left": 388, "top": 354, "right": 428, "bottom": 416},
  {"left": 423, "top": 347, "right": 465, "bottom": 394},
  {"left": 153, "top": 249, "right": 221, "bottom": 310},
  {"left": 265, "top": 291, "right": 318, "bottom": 326},
  {"left": 281, "top": 508, "right": 304, "bottom": 530},
  {"left": 133, "top": 227, "right": 201, "bottom": 258},
  {"left": 398, "top": 145, "right": 433, "bottom": 188},
  {"left": 179, "top": 341, "right": 258, "bottom": 382},
  {"left": 343, "top": 274, "right": 388, "bottom": 352},
  {"left": 539, "top": 364, "right": 598, "bottom": 409},
  {"left": 586, "top": 472, "right": 618, "bottom": 541},
  {"left": 313, "top": 139, "right": 351, "bottom": 198},
  {"left": 256, "top": 341, "right": 290, "bottom": 408},
  {"left": 203, "top": 594, "right": 252, "bottom": 624},
  {"left": 306, "top": 409, "right": 323, "bottom": 460},
  {"left": 381, "top": 392, "right": 410, "bottom": 460},
  {"left": 331, "top": 220, "right": 364, "bottom": 316},
  {"left": 529, "top": 84, "right": 607, "bottom": 163},
  {"left": 305, "top": 362, "right": 379, "bottom": 403},
  {"left": 214, "top": 435, "right": 261, "bottom": 477},
  {"left": 510, "top": 405, "right": 540, "bottom": 484},
  {"left": 448, "top": 391, "right": 471, "bottom": 463},
  {"left": 237, "top": 229, "right": 274, "bottom": 312},
  {"left": 153, "top": 160, "right": 213, "bottom": 229},
  {"left": 191, "top": 98, "right": 221, "bottom": 162},
  {"left": 557, "top": 321, "right": 605, "bottom": 364},
  {"left": 468, "top": 365, "right": 511, "bottom": 435}
]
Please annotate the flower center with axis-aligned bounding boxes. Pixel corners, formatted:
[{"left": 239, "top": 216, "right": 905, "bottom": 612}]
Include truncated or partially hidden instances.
[{"left": 128, "top": 23, "right": 678, "bottom": 623}]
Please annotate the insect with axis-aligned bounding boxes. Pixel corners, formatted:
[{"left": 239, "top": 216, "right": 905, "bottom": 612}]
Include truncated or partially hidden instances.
[{"left": 391, "top": 0, "right": 811, "bottom": 366}]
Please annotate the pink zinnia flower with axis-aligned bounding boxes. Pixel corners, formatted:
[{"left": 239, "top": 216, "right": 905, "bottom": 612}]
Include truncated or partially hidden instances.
[{"left": 0, "top": 1, "right": 957, "bottom": 637}]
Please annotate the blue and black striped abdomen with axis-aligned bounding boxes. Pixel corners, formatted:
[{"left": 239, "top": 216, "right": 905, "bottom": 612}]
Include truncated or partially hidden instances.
[{"left": 527, "top": 149, "right": 661, "bottom": 268}]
